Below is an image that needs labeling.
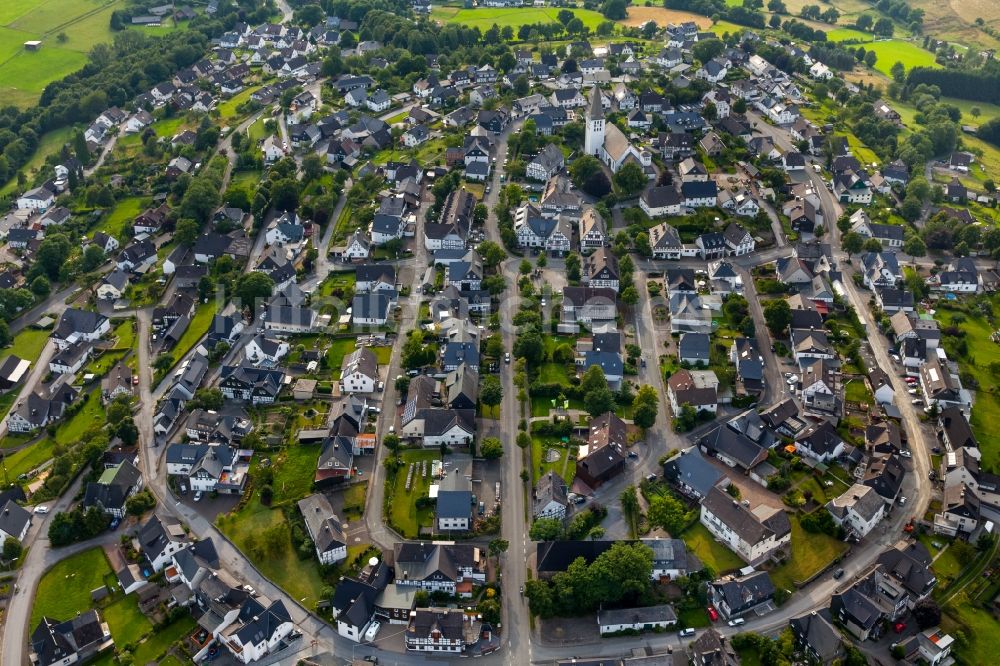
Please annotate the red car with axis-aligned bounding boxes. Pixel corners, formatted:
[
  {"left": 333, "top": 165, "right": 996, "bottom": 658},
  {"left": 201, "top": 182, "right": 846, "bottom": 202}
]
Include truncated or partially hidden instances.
[
  {"left": 707, "top": 607, "right": 719, "bottom": 622},
  {"left": 894, "top": 622, "right": 907, "bottom": 633}
]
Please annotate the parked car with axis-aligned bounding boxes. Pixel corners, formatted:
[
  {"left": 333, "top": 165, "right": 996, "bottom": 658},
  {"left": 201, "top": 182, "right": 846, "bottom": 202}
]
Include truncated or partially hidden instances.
[
  {"left": 33, "top": 506, "right": 49, "bottom": 514},
  {"left": 194, "top": 491, "right": 203, "bottom": 502},
  {"left": 707, "top": 607, "right": 719, "bottom": 622},
  {"left": 727, "top": 618, "right": 745, "bottom": 627},
  {"left": 833, "top": 568, "right": 845, "bottom": 580},
  {"left": 900, "top": 450, "right": 912, "bottom": 458},
  {"left": 504, "top": 352, "right": 511, "bottom": 364},
  {"left": 679, "top": 628, "right": 696, "bottom": 637}
]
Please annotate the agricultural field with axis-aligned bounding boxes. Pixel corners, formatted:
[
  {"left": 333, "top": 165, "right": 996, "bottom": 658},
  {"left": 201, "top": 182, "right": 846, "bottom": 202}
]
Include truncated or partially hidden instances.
[
  {"left": 616, "top": 7, "right": 712, "bottom": 29},
  {"left": 430, "top": 6, "right": 606, "bottom": 31},
  {"left": 0, "top": 0, "right": 179, "bottom": 108},
  {"left": 862, "top": 40, "right": 940, "bottom": 77}
]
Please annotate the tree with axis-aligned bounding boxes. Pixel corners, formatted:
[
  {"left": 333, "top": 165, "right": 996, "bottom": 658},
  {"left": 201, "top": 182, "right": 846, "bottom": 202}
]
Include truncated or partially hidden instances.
[
  {"left": 873, "top": 17, "right": 894, "bottom": 36},
  {"left": 234, "top": 272, "right": 274, "bottom": 311},
  {"left": 566, "top": 17, "right": 584, "bottom": 35},
  {"left": 632, "top": 385, "right": 659, "bottom": 429},
  {"left": 270, "top": 178, "right": 300, "bottom": 212},
  {"left": 180, "top": 178, "right": 221, "bottom": 224},
  {"left": 693, "top": 39, "right": 725, "bottom": 65},
  {"left": 912, "top": 598, "right": 942, "bottom": 630},
  {"left": 529, "top": 517, "right": 564, "bottom": 541},
  {"left": 620, "top": 485, "right": 640, "bottom": 538},
  {"left": 480, "top": 375, "right": 504, "bottom": 416},
  {"left": 620, "top": 285, "right": 639, "bottom": 307},
  {"left": 890, "top": 61, "right": 906, "bottom": 82},
  {"left": 481, "top": 437, "right": 504, "bottom": 459},
  {"left": 600, "top": 0, "right": 627, "bottom": 20},
  {"left": 842, "top": 231, "right": 864, "bottom": 258},
  {"left": 569, "top": 155, "right": 602, "bottom": 190},
  {"left": 769, "top": 13, "right": 782, "bottom": 28},
  {"left": 863, "top": 237, "right": 883, "bottom": 253},
  {"left": 513, "top": 328, "right": 544, "bottom": 365},
  {"left": 763, "top": 299, "right": 792, "bottom": 337},
  {"left": 613, "top": 162, "right": 646, "bottom": 196},
  {"left": 519, "top": 259, "right": 532, "bottom": 275},
  {"left": 175, "top": 218, "right": 200, "bottom": 247},
  {"left": 903, "top": 234, "right": 927, "bottom": 259},
  {"left": 153, "top": 354, "right": 174, "bottom": 373},
  {"left": 864, "top": 50, "right": 878, "bottom": 68},
  {"left": 768, "top": 0, "right": 787, "bottom": 11},
  {"left": 2, "top": 536, "right": 21, "bottom": 561},
  {"left": 855, "top": 13, "right": 873, "bottom": 31},
  {"left": 488, "top": 538, "right": 509, "bottom": 567},
  {"left": 580, "top": 364, "right": 609, "bottom": 395},
  {"left": 125, "top": 490, "right": 157, "bottom": 516},
  {"left": 516, "top": 431, "right": 531, "bottom": 448},
  {"left": 565, "top": 253, "right": 581, "bottom": 282},
  {"left": 647, "top": 492, "right": 691, "bottom": 534},
  {"left": 584, "top": 386, "right": 615, "bottom": 417},
  {"left": 30, "top": 275, "right": 50, "bottom": 297},
  {"left": 34, "top": 234, "right": 71, "bottom": 280}
]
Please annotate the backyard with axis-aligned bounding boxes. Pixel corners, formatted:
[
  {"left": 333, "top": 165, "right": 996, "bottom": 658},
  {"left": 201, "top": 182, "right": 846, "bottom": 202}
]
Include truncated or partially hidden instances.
[
  {"left": 934, "top": 298, "right": 1000, "bottom": 471},
  {"left": 0, "top": 325, "right": 51, "bottom": 363},
  {"left": 30, "top": 547, "right": 112, "bottom": 627},
  {"left": 386, "top": 448, "right": 440, "bottom": 539},
  {"left": 681, "top": 522, "right": 745, "bottom": 575},
  {"left": 160, "top": 301, "right": 216, "bottom": 379},
  {"left": 217, "top": 443, "right": 327, "bottom": 606},
  {"left": 530, "top": 436, "right": 576, "bottom": 484},
  {"left": 768, "top": 515, "right": 848, "bottom": 591}
]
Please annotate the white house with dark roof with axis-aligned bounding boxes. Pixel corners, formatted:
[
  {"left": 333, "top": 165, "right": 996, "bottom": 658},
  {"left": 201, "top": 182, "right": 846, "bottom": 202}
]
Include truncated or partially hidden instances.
[
  {"left": 827, "top": 484, "right": 886, "bottom": 538},
  {"left": 298, "top": 493, "right": 348, "bottom": 565}
]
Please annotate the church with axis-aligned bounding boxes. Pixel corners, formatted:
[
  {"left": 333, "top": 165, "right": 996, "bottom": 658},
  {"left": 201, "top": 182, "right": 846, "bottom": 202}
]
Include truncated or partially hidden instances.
[{"left": 584, "top": 85, "right": 652, "bottom": 175}]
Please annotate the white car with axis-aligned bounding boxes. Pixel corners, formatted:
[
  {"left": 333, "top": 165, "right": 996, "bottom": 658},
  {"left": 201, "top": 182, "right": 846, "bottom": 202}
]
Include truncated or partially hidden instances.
[
  {"left": 679, "top": 628, "right": 696, "bottom": 637},
  {"left": 33, "top": 506, "right": 49, "bottom": 514},
  {"left": 727, "top": 618, "right": 745, "bottom": 627},
  {"left": 193, "top": 491, "right": 203, "bottom": 502},
  {"left": 900, "top": 450, "right": 912, "bottom": 458},
  {"left": 898, "top": 496, "right": 907, "bottom": 505},
  {"left": 364, "top": 620, "right": 381, "bottom": 642}
]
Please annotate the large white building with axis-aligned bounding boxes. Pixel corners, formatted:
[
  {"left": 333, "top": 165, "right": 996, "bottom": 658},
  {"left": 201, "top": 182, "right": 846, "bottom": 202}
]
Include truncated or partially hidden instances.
[
  {"left": 584, "top": 86, "right": 650, "bottom": 174},
  {"left": 700, "top": 486, "right": 791, "bottom": 565}
]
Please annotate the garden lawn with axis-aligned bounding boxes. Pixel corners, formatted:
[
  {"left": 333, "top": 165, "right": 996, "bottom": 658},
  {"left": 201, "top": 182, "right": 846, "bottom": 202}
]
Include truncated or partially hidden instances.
[
  {"left": 229, "top": 169, "right": 261, "bottom": 194},
  {"left": 387, "top": 449, "right": 440, "bottom": 538},
  {"left": 0, "top": 326, "right": 51, "bottom": 363},
  {"left": 373, "top": 346, "right": 392, "bottom": 365},
  {"left": 30, "top": 548, "right": 112, "bottom": 628},
  {"left": 682, "top": 522, "right": 744, "bottom": 574},
  {"left": 5, "top": 437, "right": 55, "bottom": 478},
  {"left": 326, "top": 337, "right": 359, "bottom": 376},
  {"left": 102, "top": 595, "right": 153, "bottom": 647},
  {"left": 217, "top": 492, "right": 326, "bottom": 607},
  {"left": 677, "top": 605, "right": 711, "bottom": 629},
  {"left": 917, "top": 535, "right": 963, "bottom": 585},
  {"left": 317, "top": 271, "right": 356, "bottom": 298},
  {"left": 95, "top": 197, "right": 146, "bottom": 241},
  {"left": 166, "top": 301, "right": 216, "bottom": 370},
  {"left": 132, "top": 615, "right": 196, "bottom": 664},
  {"left": 941, "top": 590, "right": 1000, "bottom": 666},
  {"left": 537, "top": 363, "right": 572, "bottom": 385},
  {"left": 112, "top": 319, "right": 136, "bottom": 351},
  {"left": 530, "top": 395, "right": 584, "bottom": 417},
  {"left": 935, "top": 301, "right": 1000, "bottom": 471},
  {"left": 844, "top": 377, "right": 872, "bottom": 404},
  {"left": 218, "top": 86, "right": 260, "bottom": 121},
  {"left": 54, "top": 388, "right": 103, "bottom": 446},
  {"left": 769, "top": 516, "right": 847, "bottom": 590},
  {"left": 270, "top": 443, "right": 320, "bottom": 504},
  {"left": 430, "top": 6, "right": 605, "bottom": 31},
  {"left": 530, "top": 436, "right": 576, "bottom": 483}
]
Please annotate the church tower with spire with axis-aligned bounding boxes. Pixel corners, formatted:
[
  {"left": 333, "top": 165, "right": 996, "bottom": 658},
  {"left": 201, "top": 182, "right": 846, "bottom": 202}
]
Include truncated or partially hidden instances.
[{"left": 584, "top": 85, "right": 605, "bottom": 158}]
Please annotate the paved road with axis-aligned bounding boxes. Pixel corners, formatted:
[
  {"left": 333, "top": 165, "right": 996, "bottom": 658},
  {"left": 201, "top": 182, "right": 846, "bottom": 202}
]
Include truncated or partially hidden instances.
[{"left": 478, "top": 120, "right": 534, "bottom": 666}]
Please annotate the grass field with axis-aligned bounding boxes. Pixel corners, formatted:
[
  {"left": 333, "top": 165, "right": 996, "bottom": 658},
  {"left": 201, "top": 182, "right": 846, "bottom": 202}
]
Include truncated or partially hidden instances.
[
  {"left": 430, "top": 6, "right": 605, "bottom": 31},
  {"left": 769, "top": 516, "right": 848, "bottom": 590},
  {"left": 531, "top": 436, "right": 576, "bottom": 483},
  {"left": 863, "top": 40, "right": 940, "bottom": 77},
  {"left": 54, "top": 388, "right": 103, "bottom": 445},
  {"left": 942, "top": 589, "right": 1000, "bottom": 666},
  {"left": 0, "top": 0, "right": 155, "bottom": 108},
  {"left": 4, "top": 437, "right": 55, "bottom": 478},
  {"left": 0, "top": 125, "right": 73, "bottom": 195},
  {"left": 102, "top": 594, "right": 153, "bottom": 647},
  {"left": 387, "top": 448, "right": 440, "bottom": 538},
  {"left": 30, "top": 547, "right": 112, "bottom": 627},
  {"left": 682, "top": 522, "right": 745, "bottom": 574},
  {"left": 935, "top": 301, "right": 1000, "bottom": 471},
  {"left": 94, "top": 196, "right": 146, "bottom": 241},
  {"left": 0, "top": 325, "right": 51, "bottom": 364},
  {"left": 217, "top": 493, "right": 327, "bottom": 605},
  {"left": 824, "top": 27, "right": 874, "bottom": 42},
  {"left": 165, "top": 300, "right": 216, "bottom": 371}
]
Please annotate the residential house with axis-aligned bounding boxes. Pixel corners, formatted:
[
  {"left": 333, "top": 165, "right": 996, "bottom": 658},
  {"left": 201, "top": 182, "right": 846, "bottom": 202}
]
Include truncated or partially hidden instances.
[
  {"left": 827, "top": 484, "right": 886, "bottom": 539},
  {"left": 700, "top": 486, "right": 791, "bottom": 565},
  {"left": 533, "top": 472, "right": 569, "bottom": 520},
  {"left": 30, "top": 611, "right": 113, "bottom": 666},
  {"left": 709, "top": 571, "right": 775, "bottom": 620},
  {"left": 576, "top": 412, "right": 627, "bottom": 489},
  {"left": 297, "top": 493, "right": 347, "bottom": 565},
  {"left": 83, "top": 460, "right": 143, "bottom": 518}
]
